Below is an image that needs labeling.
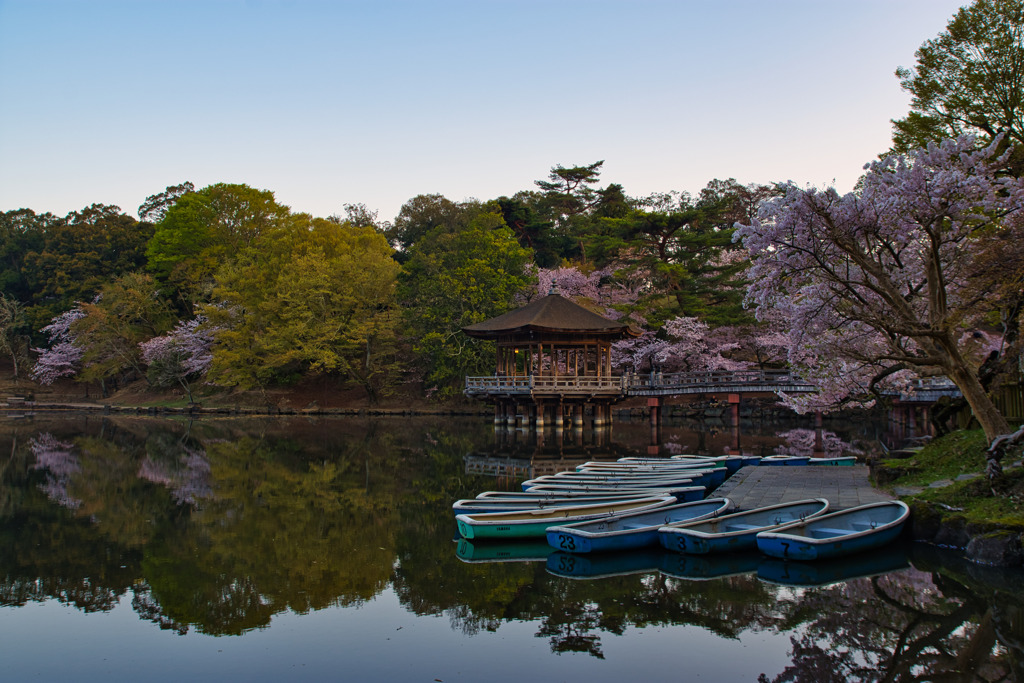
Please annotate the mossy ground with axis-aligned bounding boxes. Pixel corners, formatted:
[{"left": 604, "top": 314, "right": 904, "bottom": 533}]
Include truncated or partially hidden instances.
[{"left": 878, "top": 429, "right": 1024, "bottom": 529}]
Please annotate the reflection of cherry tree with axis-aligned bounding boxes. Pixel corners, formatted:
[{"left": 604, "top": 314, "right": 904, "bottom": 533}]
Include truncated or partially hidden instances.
[
  {"left": 759, "top": 568, "right": 1016, "bottom": 682},
  {"left": 29, "top": 433, "right": 81, "bottom": 509},
  {"left": 138, "top": 445, "right": 212, "bottom": 506},
  {"left": 537, "top": 601, "right": 609, "bottom": 658},
  {"left": 773, "top": 429, "right": 862, "bottom": 459}
]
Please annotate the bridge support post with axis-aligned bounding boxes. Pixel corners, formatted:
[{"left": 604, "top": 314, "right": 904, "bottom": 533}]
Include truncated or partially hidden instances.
[
  {"left": 572, "top": 404, "right": 583, "bottom": 428},
  {"left": 534, "top": 402, "right": 544, "bottom": 429},
  {"left": 648, "top": 397, "right": 661, "bottom": 430},
  {"left": 813, "top": 411, "right": 824, "bottom": 457},
  {"left": 728, "top": 394, "right": 740, "bottom": 426}
]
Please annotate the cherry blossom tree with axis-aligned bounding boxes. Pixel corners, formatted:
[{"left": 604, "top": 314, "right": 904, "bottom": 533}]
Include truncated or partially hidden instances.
[
  {"left": 736, "top": 136, "right": 1024, "bottom": 442},
  {"left": 30, "top": 307, "right": 86, "bottom": 384},
  {"left": 139, "top": 316, "right": 215, "bottom": 403},
  {"left": 612, "top": 316, "right": 750, "bottom": 374}
]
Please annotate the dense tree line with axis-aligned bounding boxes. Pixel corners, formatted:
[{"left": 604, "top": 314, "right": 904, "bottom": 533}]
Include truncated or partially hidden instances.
[
  {"left": 0, "top": 0, "right": 1022, "bottom": 440},
  {"left": 0, "top": 164, "right": 765, "bottom": 401}
]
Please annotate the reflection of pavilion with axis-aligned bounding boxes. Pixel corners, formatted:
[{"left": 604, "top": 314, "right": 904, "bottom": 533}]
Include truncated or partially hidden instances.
[
  {"left": 463, "top": 432, "right": 643, "bottom": 479},
  {"left": 462, "top": 290, "right": 639, "bottom": 428}
]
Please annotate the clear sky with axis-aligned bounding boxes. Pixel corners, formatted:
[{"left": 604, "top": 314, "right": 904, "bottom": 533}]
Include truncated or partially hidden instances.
[{"left": 0, "top": 0, "right": 967, "bottom": 224}]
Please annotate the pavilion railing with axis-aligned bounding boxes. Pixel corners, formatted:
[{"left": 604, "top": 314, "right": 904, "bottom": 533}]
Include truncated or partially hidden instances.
[{"left": 464, "top": 375, "right": 626, "bottom": 395}]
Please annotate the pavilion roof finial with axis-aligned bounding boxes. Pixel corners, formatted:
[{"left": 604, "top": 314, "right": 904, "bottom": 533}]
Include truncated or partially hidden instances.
[{"left": 548, "top": 279, "right": 559, "bottom": 296}]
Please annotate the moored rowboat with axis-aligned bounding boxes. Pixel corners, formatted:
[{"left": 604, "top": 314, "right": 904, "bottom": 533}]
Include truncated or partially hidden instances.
[
  {"left": 754, "top": 500, "right": 910, "bottom": 561},
  {"left": 453, "top": 492, "right": 668, "bottom": 515},
  {"left": 521, "top": 469, "right": 718, "bottom": 490},
  {"left": 455, "top": 495, "right": 677, "bottom": 540},
  {"left": 760, "top": 455, "right": 810, "bottom": 466},
  {"left": 658, "top": 498, "right": 831, "bottom": 554},
  {"left": 523, "top": 483, "right": 705, "bottom": 500},
  {"left": 806, "top": 456, "right": 858, "bottom": 466},
  {"left": 545, "top": 497, "right": 734, "bottom": 554}
]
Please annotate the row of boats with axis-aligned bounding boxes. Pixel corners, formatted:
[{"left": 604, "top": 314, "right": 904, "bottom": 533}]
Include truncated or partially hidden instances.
[{"left": 452, "top": 454, "right": 909, "bottom": 562}]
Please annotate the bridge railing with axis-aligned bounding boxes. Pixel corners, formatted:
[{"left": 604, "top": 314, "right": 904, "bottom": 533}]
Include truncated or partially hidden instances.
[
  {"left": 465, "top": 369, "right": 963, "bottom": 401},
  {"left": 624, "top": 369, "right": 804, "bottom": 390}
]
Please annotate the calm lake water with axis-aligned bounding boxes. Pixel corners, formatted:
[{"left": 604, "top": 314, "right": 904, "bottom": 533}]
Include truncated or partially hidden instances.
[{"left": 1, "top": 413, "right": 1021, "bottom": 682}]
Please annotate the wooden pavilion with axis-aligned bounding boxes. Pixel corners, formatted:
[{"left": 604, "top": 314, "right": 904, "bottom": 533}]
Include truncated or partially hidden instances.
[{"left": 462, "top": 290, "right": 640, "bottom": 428}]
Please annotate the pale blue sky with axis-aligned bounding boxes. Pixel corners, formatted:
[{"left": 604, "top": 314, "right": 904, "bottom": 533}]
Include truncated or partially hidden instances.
[{"left": 0, "top": 0, "right": 966, "bottom": 223}]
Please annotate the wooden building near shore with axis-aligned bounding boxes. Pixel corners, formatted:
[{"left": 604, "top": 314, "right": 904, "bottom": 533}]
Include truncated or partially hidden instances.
[{"left": 462, "top": 290, "right": 640, "bottom": 427}]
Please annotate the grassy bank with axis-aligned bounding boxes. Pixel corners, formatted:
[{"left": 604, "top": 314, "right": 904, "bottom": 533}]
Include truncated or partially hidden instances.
[{"left": 876, "top": 429, "right": 1024, "bottom": 529}]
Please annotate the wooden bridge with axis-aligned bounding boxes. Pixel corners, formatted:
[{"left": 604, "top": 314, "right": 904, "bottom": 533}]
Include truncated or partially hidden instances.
[
  {"left": 464, "top": 369, "right": 818, "bottom": 399},
  {"left": 465, "top": 369, "right": 964, "bottom": 429},
  {"left": 465, "top": 370, "right": 964, "bottom": 400}
]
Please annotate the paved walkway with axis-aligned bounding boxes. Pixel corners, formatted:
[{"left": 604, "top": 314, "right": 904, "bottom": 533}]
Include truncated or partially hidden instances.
[{"left": 713, "top": 465, "right": 893, "bottom": 511}]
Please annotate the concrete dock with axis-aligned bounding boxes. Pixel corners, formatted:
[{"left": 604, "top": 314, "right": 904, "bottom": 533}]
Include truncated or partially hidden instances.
[{"left": 714, "top": 465, "right": 893, "bottom": 511}]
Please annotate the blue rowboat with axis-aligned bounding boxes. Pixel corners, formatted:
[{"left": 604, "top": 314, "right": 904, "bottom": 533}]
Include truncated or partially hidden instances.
[
  {"left": 453, "top": 492, "right": 666, "bottom": 515},
  {"left": 658, "top": 498, "right": 831, "bottom": 554},
  {"left": 523, "top": 471, "right": 714, "bottom": 489},
  {"left": 671, "top": 455, "right": 749, "bottom": 474},
  {"left": 673, "top": 454, "right": 761, "bottom": 467},
  {"left": 575, "top": 460, "right": 725, "bottom": 473},
  {"left": 760, "top": 455, "right": 811, "bottom": 466},
  {"left": 521, "top": 470, "right": 718, "bottom": 490},
  {"left": 523, "top": 483, "right": 706, "bottom": 501},
  {"left": 545, "top": 498, "right": 734, "bottom": 554},
  {"left": 755, "top": 500, "right": 910, "bottom": 561},
  {"left": 475, "top": 489, "right": 662, "bottom": 500},
  {"left": 806, "top": 456, "right": 858, "bottom": 466},
  {"left": 455, "top": 495, "right": 676, "bottom": 540}
]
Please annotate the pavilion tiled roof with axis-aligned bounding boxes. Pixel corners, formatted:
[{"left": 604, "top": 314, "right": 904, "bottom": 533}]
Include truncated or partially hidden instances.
[{"left": 462, "top": 294, "right": 640, "bottom": 338}]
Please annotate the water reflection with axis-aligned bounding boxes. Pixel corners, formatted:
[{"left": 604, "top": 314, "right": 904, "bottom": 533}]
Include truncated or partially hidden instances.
[{"left": 1, "top": 415, "right": 1020, "bottom": 681}]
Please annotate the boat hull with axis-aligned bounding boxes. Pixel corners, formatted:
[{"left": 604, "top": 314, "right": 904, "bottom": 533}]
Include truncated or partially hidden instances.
[
  {"left": 658, "top": 498, "right": 831, "bottom": 554},
  {"left": 755, "top": 501, "right": 910, "bottom": 561},
  {"left": 545, "top": 498, "right": 734, "bottom": 554},
  {"left": 454, "top": 493, "right": 663, "bottom": 514},
  {"left": 455, "top": 496, "right": 676, "bottom": 540},
  {"left": 524, "top": 484, "right": 705, "bottom": 501}
]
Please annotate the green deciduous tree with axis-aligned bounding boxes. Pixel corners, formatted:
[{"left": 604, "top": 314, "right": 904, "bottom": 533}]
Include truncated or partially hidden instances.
[
  {"left": 892, "top": 0, "right": 1024, "bottom": 155},
  {"left": 397, "top": 203, "right": 534, "bottom": 397},
  {"left": 22, "top": 204, "right": 152, "bottom": 333},
  {"left": 146, "top": 183, "right": 292, "bottom": 309},
  {"left": 0, "top": 209, "right": 49, "bottom": 309},
  {"left": 202, "top": 216, "right": 399, "bottom": 399},
  {"left": 0, "top": 294, "right": 28, "bottom": 379},
  {"left": 137, "top": 181, "right": 195, "bottom": 224},
  {"left": 385, "top": 193, "right": 465, "bottom": 258},
  {"left": 72, "top": 272, "right": 176, "bottom": 394}
]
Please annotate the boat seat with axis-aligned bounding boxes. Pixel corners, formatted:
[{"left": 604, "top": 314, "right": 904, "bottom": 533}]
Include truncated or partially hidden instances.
[
  {"left": 725, "top": 523, "right": 761, "bottom": 532},
  {"left": 619, "top": 522, "right": 651, "bottom": 530},
  {"left": 849, "top": 521, "right": 875, "bottom": 530},
  {"left": 809, "top": 527, "right": 850, "bottom": 539}
]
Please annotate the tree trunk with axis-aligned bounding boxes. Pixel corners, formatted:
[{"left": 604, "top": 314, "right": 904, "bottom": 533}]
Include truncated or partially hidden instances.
[{"left": 947, "top": 365, "right": 1010, "bottom": 442}]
